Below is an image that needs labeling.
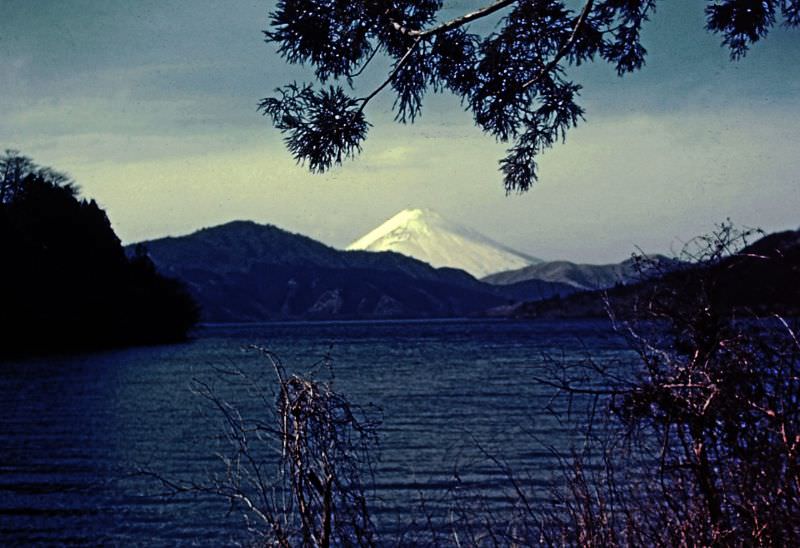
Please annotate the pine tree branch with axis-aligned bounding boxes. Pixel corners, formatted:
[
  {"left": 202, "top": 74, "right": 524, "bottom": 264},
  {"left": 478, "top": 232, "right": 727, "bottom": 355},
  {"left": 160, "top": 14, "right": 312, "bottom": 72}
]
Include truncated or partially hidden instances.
[
  {"left": 521, "top": 0, "right": 595, "bottom": 90},
  {"left": 391, "top": 0, "right": 519, "bottom": 38},
  {"left": 358, "top": 37, "right": 422, "bottom": 112}
]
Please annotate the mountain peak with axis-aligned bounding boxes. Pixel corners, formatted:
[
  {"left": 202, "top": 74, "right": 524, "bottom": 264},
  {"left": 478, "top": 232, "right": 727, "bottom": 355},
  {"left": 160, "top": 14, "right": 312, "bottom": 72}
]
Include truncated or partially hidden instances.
[
  {"left": 346, "top": 208, "right": 541, "bottom": 278},
  {"left": 396, "top": 208, "right": 443, "bottom": 221}
]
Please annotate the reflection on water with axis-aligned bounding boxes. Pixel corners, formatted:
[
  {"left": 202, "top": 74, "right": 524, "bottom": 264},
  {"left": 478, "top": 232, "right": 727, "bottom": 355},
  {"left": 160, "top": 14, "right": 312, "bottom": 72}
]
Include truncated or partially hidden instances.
[{"left": 0, "top": 319, "right": 633, "bottom": 544}]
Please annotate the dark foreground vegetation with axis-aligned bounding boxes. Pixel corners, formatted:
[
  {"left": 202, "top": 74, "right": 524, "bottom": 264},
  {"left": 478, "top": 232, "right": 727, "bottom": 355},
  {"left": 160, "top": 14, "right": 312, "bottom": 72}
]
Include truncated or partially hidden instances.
[
  {"left": 154, "top": 224, "right": 799, "bottom": 546},
  {"left": 0, "top": 151, "right": 199, "bottom": 357}
]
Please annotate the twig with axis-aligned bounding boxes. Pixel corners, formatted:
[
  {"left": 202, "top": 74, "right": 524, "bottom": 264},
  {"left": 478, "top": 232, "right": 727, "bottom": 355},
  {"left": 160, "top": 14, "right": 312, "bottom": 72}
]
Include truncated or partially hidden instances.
[
  {"left": 522, "top": 0, "right": 595, "bottom": 90},
  {"left": 358, "top": 37, "right": 422, "bottom": 112},
  {"left": 391, "top": 0, "right": 518, "bottom": 38},
  {"left": 348, "top": 45, "right": 381, "bottom": 79}
]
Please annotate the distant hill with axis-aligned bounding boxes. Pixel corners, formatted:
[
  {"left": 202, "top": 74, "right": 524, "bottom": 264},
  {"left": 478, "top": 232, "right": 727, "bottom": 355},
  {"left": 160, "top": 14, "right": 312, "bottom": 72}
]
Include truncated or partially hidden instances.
[
  {"left": 347, "top": 208, "right": 542, "bottom": 278},
  {"left": 0, "top": 152, "right": 199, "bottom": 357},
  {"left": 133, "top": 220, "right": 573, "bottom": 322},
  {"left": 512, "top": 228, "right": 800, "bottom": 319},
  {"left": 483, "top": 256, "right": 676, "bottom": 290}
]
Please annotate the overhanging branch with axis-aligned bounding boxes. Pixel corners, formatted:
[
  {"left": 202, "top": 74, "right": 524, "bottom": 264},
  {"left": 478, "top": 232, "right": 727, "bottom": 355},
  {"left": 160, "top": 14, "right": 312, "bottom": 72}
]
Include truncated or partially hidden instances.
[{"left": 392, "top": 0, "right": 519, "bottom": 38}]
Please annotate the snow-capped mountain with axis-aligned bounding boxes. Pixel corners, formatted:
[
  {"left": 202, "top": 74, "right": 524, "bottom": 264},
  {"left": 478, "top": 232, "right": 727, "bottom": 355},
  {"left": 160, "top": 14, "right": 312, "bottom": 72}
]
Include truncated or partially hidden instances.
[{"left": 346, "top": 208, "right": 542, "bottom": 278}]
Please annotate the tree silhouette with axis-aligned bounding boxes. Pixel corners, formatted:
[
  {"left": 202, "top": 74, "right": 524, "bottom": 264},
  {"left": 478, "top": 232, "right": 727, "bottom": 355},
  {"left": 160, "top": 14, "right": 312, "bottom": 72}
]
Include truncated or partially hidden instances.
[
  {"left": 0, "top": 151, "right": 199, "bottom": 357},
  {"left": 260, "top": 0, "right": 799, "bottom": 192},
  {"left": 1, "top": 148, "right": 75, "bottom": 203}
]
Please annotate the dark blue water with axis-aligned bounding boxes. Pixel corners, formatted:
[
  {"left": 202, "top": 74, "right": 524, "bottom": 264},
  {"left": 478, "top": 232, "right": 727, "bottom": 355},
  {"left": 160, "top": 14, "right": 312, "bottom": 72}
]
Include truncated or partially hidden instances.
[{"left": 0, "top": 319, "right": 634, "bottom": 545}]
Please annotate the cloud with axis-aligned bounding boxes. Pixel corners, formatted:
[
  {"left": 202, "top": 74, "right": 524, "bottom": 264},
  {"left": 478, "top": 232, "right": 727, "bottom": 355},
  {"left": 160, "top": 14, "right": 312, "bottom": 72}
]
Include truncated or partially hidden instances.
[{"left": 29, "top": 97, "right": 793, "bottom": 266}]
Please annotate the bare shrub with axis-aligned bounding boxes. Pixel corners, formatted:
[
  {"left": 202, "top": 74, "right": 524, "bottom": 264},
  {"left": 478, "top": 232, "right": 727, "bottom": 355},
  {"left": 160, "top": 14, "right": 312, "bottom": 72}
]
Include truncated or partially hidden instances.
[
  {"left": 535, "top": 223, "right": 800, "bottom": 545},
  {"left": 144, "top": 346, "right": 381, "bottom": 547}
]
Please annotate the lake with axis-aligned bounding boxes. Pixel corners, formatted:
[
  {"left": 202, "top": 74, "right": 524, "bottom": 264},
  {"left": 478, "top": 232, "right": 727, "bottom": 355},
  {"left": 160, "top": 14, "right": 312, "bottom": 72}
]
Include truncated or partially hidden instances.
[{"left": 0, "top": 319, "right": 636, "bottom": 545}]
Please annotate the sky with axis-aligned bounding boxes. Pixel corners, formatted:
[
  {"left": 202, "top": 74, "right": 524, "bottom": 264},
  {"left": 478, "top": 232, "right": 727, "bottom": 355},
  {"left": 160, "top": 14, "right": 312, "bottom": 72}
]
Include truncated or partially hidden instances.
[{"left": 1, "top": 0, "right": 798, "bottom": 263}]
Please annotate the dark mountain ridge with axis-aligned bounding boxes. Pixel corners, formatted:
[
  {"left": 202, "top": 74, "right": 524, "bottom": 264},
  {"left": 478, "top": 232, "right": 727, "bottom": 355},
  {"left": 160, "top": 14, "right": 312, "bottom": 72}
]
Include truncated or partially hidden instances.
[
  {"left": 133, "top": 221, "right": 574, "bottom": 322},
  {"left": 513, "top": 228, "right": 800, "bottom": 319}
]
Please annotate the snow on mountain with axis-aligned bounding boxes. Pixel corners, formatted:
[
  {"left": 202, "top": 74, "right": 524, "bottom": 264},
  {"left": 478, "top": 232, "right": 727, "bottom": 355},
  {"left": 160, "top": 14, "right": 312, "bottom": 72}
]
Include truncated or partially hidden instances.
[{"left": 346, "top": 208, "right": 542, "bottom": 278}]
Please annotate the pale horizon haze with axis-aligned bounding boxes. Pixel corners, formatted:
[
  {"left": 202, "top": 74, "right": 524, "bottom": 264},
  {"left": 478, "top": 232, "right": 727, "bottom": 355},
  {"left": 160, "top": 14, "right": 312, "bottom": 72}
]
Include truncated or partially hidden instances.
[{"left": 1, "top": 0, "right": 798, "bottom": 263}]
